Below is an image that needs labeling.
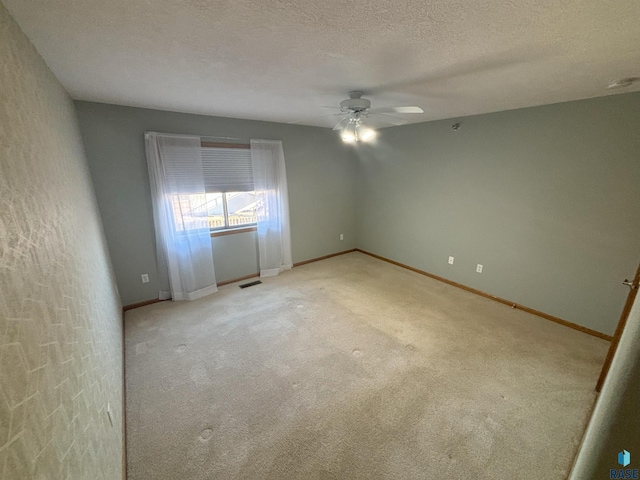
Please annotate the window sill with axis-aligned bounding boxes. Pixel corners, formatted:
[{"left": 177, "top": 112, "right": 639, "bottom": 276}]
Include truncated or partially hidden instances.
[{"left": 210, "top": 226, "right": 257, "bottom": 238}]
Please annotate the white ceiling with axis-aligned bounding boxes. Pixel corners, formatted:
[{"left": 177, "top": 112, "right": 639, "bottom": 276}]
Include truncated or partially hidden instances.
[{"left": 4, "top": 0, "right": 639, "bottom": 128}]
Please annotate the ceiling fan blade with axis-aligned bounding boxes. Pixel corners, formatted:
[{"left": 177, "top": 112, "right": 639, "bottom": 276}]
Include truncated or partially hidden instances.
[
  {"left": 332, "top": 116, "right": 351, "bottom": 131},
  {"left": 369, "top": 106, "right": 424, "bottom": 114},
  {"left": 392, "top": 106, "right": 424, "bottom": 114},
  {"left": 367, "top": 113, "right": 408, "bottom": 126}
]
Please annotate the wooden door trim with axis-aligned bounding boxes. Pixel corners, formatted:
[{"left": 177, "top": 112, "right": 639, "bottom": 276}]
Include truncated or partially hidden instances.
[{"left": 596, "top": 263, "right": 640, "bottom": 391}]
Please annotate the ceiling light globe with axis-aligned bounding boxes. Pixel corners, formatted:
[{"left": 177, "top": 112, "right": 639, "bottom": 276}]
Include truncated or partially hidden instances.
[
  {"left": 342, "top": 132, "right": 356, "bottom": 143},
  {"left": 361, "top": 129, "right": 376, "bottom": 141}
]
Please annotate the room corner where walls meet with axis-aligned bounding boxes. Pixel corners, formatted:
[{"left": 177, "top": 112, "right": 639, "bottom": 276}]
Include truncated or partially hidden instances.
[
  {"left": 76, "top": 92, "right": 639, "bottom": 337},
  {"left": 75, "top": 102, "right": 359, "bottom": 306},
  {"left": 354, "top": 92, "right": 640, "bottom": 336}
]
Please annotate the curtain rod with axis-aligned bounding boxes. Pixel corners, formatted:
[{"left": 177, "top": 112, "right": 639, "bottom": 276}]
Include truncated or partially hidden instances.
[
  {"left": 201, "top": 135, "right": 248, "bottom": 142},
  {"left": 201, "top": 141, "right": 250, "bottom": 149},
  {"left": 145, "top": 132, "right": 249, "bottom": 142}
]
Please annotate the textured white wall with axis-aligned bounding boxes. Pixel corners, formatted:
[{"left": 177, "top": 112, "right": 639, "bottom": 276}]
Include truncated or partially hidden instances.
[
  {"left": 569, "top": 293, "right": 640, "bottom": 479},
  {"left": 0, "top": 3, "right": 123, "bottom": 479}
]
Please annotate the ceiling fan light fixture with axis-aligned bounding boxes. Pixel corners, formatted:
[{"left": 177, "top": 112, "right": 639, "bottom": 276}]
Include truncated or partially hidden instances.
[
  {"left": 360, "top": 129, "right": 376, "bottom": 142},
  {"left": 341, "top": 132, "right": 356, "bottom": 143},
  {"left": 333, "top": 92, "right": 423, "bottom": 142},
  {"left": 341, "top": 120, "right": 376, "bottom": 143}
]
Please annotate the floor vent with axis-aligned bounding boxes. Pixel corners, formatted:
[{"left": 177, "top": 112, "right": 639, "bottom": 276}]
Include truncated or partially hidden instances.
[{"left": 239, "top": 280, "right": 262, "bottom": 289}]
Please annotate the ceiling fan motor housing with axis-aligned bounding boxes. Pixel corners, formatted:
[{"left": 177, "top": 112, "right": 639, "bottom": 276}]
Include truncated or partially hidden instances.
[{"left": 340, "top": 91, "right": 371, "bottom": 112}]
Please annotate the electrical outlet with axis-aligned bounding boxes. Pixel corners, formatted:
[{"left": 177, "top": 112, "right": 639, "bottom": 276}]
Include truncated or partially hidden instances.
[
  {"left": 476, "top": 264, "right": 483, "bottom": 273},
  {"left": 448, "top": 256, "right": 454, "bottom": 265},
  {"left": 340, "top": 234, "right": 344, "bottom": 240},
  {"left": 141, "top": 274, "right": 149, "bottom": 283}
]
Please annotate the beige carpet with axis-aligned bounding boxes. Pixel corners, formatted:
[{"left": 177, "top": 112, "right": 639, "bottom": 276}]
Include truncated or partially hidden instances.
[{"left": 125, "top": 252, "right": 608, "bottom": 479}]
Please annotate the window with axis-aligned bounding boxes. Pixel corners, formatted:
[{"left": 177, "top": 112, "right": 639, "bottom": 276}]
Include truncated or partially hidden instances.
[
  {"left": 170, "top": 142, "right": 257, "bottom": 232},
  {"left": 190, "top": 191, "right": 257, "bottom": 230}
]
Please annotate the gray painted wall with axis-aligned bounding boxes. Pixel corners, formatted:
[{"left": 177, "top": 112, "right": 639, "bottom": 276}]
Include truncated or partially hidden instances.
[
  {"left": 211, "top": 230, "right": 259, "bottom": 282},
  {"left": 77, "top": 93, "right": 639, "bottom": 334},
  {"left": 356, "top": 93, "right": 640, "bottom": 335},
  {"left": 75, "top": 102, "right": 358, "bottom": 306}
]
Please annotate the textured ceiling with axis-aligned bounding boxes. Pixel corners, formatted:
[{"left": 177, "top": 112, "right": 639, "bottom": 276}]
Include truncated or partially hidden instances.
[{"left": 4, "top": 0, "right": 639, "bottom": 127}]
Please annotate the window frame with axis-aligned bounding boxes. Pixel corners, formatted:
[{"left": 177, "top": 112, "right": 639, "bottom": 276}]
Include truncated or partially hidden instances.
[{"left": 210, "top": 225, "right": 257, "bottom": 238}]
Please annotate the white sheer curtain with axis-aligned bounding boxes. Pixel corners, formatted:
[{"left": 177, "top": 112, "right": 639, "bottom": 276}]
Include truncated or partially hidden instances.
[
  {"left": 250, "top": 139, "right": 293, "bottom": 277},
  {"left": 145, "top": 133, "right": 218, "bottom": 301}
]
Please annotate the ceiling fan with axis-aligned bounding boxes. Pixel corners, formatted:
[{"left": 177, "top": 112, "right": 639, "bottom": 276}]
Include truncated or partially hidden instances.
[{"left": 330, "top": 91, "right": 424, "bottom": 142}]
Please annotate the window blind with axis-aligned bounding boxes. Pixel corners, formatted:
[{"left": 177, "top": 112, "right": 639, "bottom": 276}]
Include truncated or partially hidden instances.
[
  {"left": 201, "top": 147, "right": 254, "bottom": 192},
  {"left": 159, "top": 143, "right": 207, "bottom": 194}
]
